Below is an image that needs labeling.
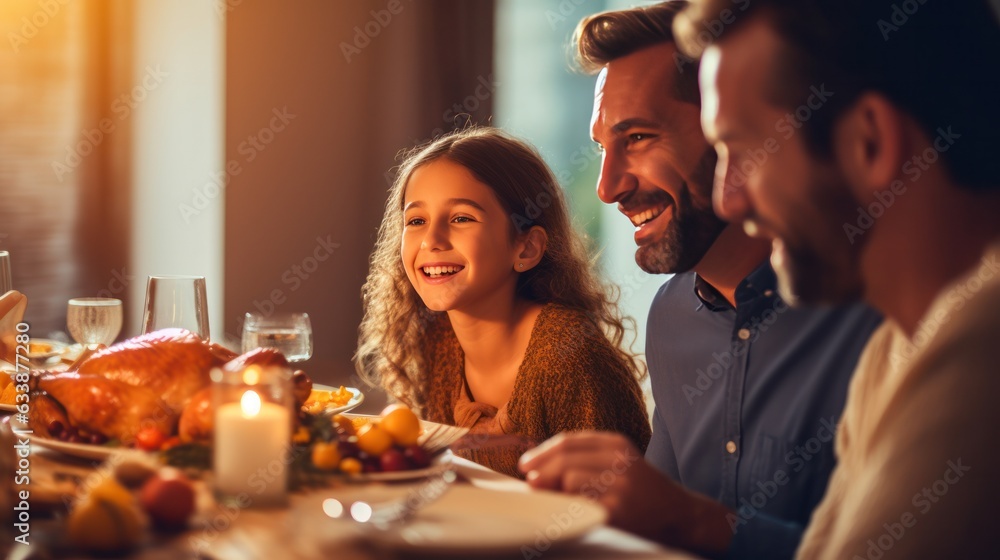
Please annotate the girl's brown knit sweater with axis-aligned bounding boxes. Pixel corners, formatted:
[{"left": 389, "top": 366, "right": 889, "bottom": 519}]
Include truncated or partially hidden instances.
[{"left": 421, "top": 303, "right": 651, "bottom": 478}]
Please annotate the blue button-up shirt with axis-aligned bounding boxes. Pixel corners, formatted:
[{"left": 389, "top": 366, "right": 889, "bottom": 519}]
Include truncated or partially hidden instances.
[{"left": 645, "top": 264, "right": 881, "bottom": 559}]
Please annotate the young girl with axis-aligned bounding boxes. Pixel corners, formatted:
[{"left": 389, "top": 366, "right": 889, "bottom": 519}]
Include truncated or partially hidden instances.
[{"left": 356, "top": 127, "right": 650, "bottom": 477}]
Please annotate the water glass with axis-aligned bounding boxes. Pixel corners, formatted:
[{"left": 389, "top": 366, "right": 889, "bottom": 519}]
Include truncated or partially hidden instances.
[
  {"left": 0, "top": 251, "right": 11, "bottom": 295},
  {"left": 67, "top": 298, "right": 123, "bottom": 348},
  {"left": 141, "top": 275, "right": 210, "bottom": 340},
  {"left": 241, "top": 312, "right": 313, "bottom": 363}
]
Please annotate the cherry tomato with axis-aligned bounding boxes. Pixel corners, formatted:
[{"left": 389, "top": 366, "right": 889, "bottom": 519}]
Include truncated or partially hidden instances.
[{"left": 135, "top": 427, "right": 167, "bottom": 452}]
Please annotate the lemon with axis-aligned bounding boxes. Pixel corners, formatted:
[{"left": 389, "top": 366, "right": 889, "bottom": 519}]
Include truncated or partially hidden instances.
[
  {"left": 380, "top": 404, "right": 421, "bottom": 446},
  {"left": 67, "top": 496, "right": 142, "bottom": 553},
  {"left": 356, "top": 423, "right": 393, "bottom": 456}
]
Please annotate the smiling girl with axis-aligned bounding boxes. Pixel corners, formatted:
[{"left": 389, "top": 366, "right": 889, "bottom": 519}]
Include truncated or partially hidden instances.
[{"left": 356, "top": 127, "right": 650, "bottom": 477}]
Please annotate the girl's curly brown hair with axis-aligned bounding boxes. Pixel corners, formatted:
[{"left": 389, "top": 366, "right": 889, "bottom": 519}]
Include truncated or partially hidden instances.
[{"left": 355, "top": 127, "right": 643, "bottom": 410}]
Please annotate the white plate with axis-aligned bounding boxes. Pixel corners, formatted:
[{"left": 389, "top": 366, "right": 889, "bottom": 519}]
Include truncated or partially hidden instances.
[
  {"left": 306, "top": 384, "right": 364, "bottom": 415},
  {"left": 24, "top": 435, "right": 125, "bottom": 461},
  {"left": 8, "top": 416, "right": 126, "bottom": 461},
  {"left": 320, "top": 484, "right": 607, "bottom": 555}
]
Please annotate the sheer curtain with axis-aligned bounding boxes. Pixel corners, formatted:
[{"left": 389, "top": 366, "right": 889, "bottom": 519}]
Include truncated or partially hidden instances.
[{"left": 0, "top": 0, "right": 132, "bottom": 337}]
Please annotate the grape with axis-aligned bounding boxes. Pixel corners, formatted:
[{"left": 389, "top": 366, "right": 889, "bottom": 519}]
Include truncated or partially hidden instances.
[
  {"left": 403, "top": 445, "right": 430, "bottom": 468},
  {"left": 380, "top": 449, "right": 408, "bottom": 472},
  {"left": 68, "top": 434, "right": 86, "bottom": 444},
  {"left": 89, "top": 433, "right": 107, "bottom": 445},
  {"left": 47, "top": 421, "right": 64, "bottom": 439},
  {"left": 337, "top": 437, "right": 360, "bottom": 459}
]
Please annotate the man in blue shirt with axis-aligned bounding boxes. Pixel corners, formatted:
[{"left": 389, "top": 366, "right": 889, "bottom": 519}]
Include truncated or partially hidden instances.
[{"left": 519, "top": 3, "right": 880, "bottom": 558}]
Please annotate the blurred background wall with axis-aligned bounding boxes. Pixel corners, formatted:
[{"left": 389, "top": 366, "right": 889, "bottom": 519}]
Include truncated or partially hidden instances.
[{"left": 0, "top": 0, "right": 659, "bottom": 414}]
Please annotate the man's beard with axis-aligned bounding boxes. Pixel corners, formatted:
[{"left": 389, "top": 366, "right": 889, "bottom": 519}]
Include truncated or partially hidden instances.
[
  {"left": 635, "top": 150, "right": 726, "bottom": 274},
  {"left": 772, "top": 173, "right": 867, "bottom": 306}
]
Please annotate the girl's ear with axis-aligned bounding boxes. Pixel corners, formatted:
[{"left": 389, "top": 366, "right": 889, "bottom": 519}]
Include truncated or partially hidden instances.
[{"left": 514, "top": 226, "right": 548, "bottom": 272}]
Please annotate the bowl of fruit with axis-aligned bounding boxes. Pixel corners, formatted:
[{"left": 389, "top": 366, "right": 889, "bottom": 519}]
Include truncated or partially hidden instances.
[{"left": 298, "top": 404, "right": 467, "bottom": 482}]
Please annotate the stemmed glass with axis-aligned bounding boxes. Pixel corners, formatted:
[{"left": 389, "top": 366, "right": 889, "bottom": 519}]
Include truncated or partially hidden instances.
[
  {"left": 241, "top": 312, "right": 313, "bottom": 363},
  {"left": 141, "top": 275, "right": 210, "bottom": 340},
  {"left": 67, "top": 298, "right": 123, "bottom": 349}
]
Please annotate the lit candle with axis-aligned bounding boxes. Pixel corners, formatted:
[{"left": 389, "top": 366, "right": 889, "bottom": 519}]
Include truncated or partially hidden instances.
[{"left": 214, "top": 388, "right": 291, "bottom": 506}]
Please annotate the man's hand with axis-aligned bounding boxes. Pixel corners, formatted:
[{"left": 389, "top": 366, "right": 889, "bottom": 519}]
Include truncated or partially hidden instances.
[{"left": 519, "top": 431, "right": 734, "bottom": 558}]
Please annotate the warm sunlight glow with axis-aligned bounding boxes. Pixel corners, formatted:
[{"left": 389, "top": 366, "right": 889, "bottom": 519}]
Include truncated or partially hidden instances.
[{"left": 242, "top": 365, "right": 261, "bottom": 385}]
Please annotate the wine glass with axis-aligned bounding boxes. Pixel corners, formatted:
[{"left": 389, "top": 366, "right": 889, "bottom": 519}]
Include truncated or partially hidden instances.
[
  {"left": 241, "top": 312, "right": 313, "bottom": 363},
  {"left": 67, "top": 298, "right": 123, "bottom": 349},
  {"left": 141, "top": 275, "right": 210, "bottom": 340}
]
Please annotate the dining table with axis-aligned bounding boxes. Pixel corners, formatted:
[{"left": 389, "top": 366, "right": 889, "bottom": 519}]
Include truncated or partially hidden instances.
[{"left": 0, "top": 410, "right": 703, "bottom": 560}]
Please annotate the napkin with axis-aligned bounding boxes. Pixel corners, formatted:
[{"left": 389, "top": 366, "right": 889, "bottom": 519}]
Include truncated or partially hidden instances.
[{"left": 0, "top": 290, "right": 27, "bottom": 365}]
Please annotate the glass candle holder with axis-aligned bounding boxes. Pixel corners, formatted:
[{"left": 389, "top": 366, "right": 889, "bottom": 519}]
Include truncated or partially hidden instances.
[{"left": 211, "top": 364, "right": 293, "bottom": 507}]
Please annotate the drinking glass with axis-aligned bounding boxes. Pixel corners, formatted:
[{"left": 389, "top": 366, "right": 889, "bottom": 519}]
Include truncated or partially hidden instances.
[
  {"left": 141, "top": 275, "right": 210, "bottom": 340},
  {"left": 67, "top": 298, "right": 123, "bottom": 348},
  {"left": 241, "top": 312, "right": 313, "bottom": 363},
  {"left": 0, "top": 251, "right": 11, "bottom": 294}
]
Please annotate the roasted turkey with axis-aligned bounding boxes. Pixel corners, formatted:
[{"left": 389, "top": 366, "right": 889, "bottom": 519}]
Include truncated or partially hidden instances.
[{"left": 28, "top": 329, "right": 312, "bottom": 443}]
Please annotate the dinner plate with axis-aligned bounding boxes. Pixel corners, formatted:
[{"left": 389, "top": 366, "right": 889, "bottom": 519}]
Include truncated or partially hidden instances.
[
  {"left": 319, "top": 484, "right": 607, "bottom": 555},
  {"left": 8, "top": 416, "right": 126, "bottom": 461},
  {"left": 23, "top": 338, "right": 69, "bottom": 367},
  {"left": 307, "top": 384, "right": 364, "bottom": 415}
]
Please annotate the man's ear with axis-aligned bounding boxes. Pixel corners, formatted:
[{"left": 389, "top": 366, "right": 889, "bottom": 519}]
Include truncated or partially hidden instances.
[
  {"left": 514, "top": 226, "right": 548, "bottom": 272},
  {"left": 833, "top": 92, "right": 908, "bottom": 196}
]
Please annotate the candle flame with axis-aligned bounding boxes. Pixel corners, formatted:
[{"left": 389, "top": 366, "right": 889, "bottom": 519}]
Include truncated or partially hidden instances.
[{"left": 241, "top": 389, "right": 262, "bottom": 416}]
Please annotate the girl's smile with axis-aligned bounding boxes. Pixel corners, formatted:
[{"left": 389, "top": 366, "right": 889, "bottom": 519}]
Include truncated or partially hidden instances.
[{"left": 401, "top": 159, "right": 522, "bottom": 314}]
